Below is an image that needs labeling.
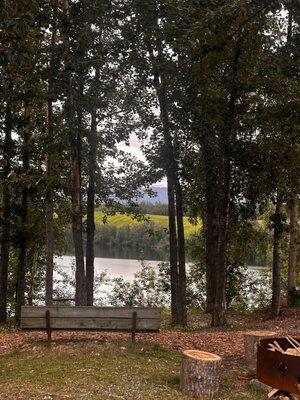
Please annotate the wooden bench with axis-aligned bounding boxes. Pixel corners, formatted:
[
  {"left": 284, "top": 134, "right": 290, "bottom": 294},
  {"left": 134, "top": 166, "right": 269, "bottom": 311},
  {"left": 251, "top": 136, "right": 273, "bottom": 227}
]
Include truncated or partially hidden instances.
[{"left": 21, "top": 306, "right": 161, "bottom": 343}]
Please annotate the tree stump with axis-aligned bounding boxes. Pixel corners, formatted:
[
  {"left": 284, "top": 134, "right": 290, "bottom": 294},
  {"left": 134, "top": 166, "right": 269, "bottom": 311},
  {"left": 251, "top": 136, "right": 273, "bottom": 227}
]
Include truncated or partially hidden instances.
[
  {"left": 244, "top": 331, "right": 276, "bottom": 370},
  {"left": 180, "top": 350, "right": 221, "bottom": 399}
]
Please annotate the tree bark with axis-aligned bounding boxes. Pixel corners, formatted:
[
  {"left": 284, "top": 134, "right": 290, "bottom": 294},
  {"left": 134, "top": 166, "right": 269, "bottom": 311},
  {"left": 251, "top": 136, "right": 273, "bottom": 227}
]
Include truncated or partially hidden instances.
[
  {"left": 271, "top": 199, "right": 283, "bottom": 317},
  {"left": 166, "top": 177, "right": 179, "bottom": 324},
  {"left": 28, "top": 250, "right": 38, "bottom": 306},
  {"left": 45, "top": 3, "right": 57, "bottom": 306},
  {"left": 211, "top": 38, "right": 241, "bottom": 327},
  {"left": 61, "top": 0, "right": 86, "bottom": 306},
  {"left": 0, "top": 104, "right": 13, "bottom": 323},
  {"left": 45, "top": 99, "right": 54, "bottom": 306},
  {"left": 286, "top": 8, "right": 298, "bottom": 308},
  {"left": 175, "top": 180, "right": 187, "bottom": 326},
  {"left": 287, "top": 200, "right": 298, "bottom": 307},
  {"left": 146, "top": 40, "right": 181, "bottom": 324},
  {"left": 136, "top": 0, "right": 187, "bottom": 324},
  {"left": 200, "top": 123, "right": 219, "bottom": 314},
  {"left": 15, "top": 125, "right": 29, "bottom": 324},
  {"left": 86, "top": 68, "right": 99, "bottom": 306},
  {"left": 212, "top": 149, "right": 230, "bottom": 327},
  {"left": 154, "top": 30, "right": 186, "bottom": 326},
  {"left": 180, "top": 350, "right": 221, "bottom": 399}
]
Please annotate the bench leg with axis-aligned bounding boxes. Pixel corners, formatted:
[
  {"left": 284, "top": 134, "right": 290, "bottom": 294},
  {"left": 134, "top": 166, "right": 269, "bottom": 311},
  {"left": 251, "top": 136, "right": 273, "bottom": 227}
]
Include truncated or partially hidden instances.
[{"left": 131, "top": 311, "right": 137, "bottom": 342}]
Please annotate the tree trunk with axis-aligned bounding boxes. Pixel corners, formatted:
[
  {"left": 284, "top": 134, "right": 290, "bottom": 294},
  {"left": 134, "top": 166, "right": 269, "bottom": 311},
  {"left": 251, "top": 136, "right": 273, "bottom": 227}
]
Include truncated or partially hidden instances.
[
  {"left": 175, "top": 181, "right": 187, "bottom": 326},
  {"left": 167, "top": 177, "right": 179, "bottom": 324},
  {"left": 204, "top": 209, "right": 219, "bottom": 314},
  {"left": 70, "top": 136, "right": 86, "bottom": 306},
  {"left": 201, "top": 123, "right": 219, "bottom": 315},
  {"left": 86, "top": 94, "right": 98, "bottom": 306},
  {"left": 287, "top": 200, "right": 298, "bottom": 307},
  {"left": 0, "top": 104, "right": 13, "bottom": 323},
  {"left": 212, "top": 150, "right": 230, "bottom": 327},
  {"left": 180, "top": 350, "right": 221, "bottom": 399},
  {"left": 212, "top": 39, "right": 241, "bottom": 327},
  {"left": 61, "top": 0, "right": 86, "bottom": 306},
  {"left": 15, "top": 127, "right": 29, "bottom": 324},
  {"left": 147, "top": 44, "right": 181, "bottom": 324},
  {"left": 271, "top": 199, "right": 283, "bottom": 317},
  {"left": 45, "top": 6, "right": 57, "bottom": 306},
  {"left": 140, "top": 2, "right": 186, "bottom": 325},
  {"left": 28, "top": 250, "right": 38, "bottom": 306},
  {"left": 45, "top": 105, "right": 54, "bottom": 306},
  {"left": 155, "top": 39, "right": 186, "bottom": 326}
]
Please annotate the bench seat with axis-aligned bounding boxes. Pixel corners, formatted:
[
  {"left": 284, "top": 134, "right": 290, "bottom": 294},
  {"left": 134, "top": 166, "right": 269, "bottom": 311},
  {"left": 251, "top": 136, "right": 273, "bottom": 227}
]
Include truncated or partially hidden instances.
[{"left": 21, "top": 306, "right": 161, "bottom": 342}]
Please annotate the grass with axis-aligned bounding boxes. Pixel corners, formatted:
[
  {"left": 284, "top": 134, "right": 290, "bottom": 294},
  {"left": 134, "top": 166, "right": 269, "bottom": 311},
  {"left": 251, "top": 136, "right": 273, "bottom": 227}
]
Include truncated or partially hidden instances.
[
  {"left": 94, "top": 211, "right": 201, "bottom": 236},
  {"left": 0, "top": 340, "right": 265, "bottom": 400}
]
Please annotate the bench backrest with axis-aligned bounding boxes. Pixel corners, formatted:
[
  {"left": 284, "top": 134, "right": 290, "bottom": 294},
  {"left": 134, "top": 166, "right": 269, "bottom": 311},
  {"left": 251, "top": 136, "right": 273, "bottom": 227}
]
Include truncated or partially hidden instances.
[{"left": 21, "top": 306, "right": 161, "bottom": 332}]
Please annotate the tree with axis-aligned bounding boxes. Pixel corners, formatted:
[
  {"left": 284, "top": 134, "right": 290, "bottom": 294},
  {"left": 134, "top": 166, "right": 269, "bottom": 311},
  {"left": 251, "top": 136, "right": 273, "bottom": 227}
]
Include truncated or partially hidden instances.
[
  {"left": 117, "top": 0, "right": 187, "bottom": 325},
  {"left": 0, "top": 103, "right": 13, "bottom": 323},
  {"left": 287, "top": 199, "right": 299, "bottom": 306},
  {"left": 168, "top": 0, "right": 276, "bottom": 325},
  {"left": 271, "top": 198, "right": 283, "bottom": 317},
  {"left": 85, "top": 69, "right": 98, "bottom": 306},
  {"left": 61, "top": 0, "right": 86, "bottom": 305},
  {"left": 45, "top": 0, "right": 58, "bottom": 306}
]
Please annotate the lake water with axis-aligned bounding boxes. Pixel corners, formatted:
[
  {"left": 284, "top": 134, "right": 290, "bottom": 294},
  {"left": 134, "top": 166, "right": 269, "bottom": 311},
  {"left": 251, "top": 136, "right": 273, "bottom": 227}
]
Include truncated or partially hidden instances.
[
  {"left": 54, "top": 255, "right": 168, "bottom": 305},
  {"left": 55, "top": 255, "right": 159, "bottom": 282},
  {"left": 56, "top": 255, "right": 264, "bottom": 276}
]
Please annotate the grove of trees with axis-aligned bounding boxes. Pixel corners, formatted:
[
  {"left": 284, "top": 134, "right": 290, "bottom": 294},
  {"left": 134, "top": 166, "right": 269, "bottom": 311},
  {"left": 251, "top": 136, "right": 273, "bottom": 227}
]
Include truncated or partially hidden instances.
[{"left": 0, "top": 0, "right": 299, "bottom": 327}]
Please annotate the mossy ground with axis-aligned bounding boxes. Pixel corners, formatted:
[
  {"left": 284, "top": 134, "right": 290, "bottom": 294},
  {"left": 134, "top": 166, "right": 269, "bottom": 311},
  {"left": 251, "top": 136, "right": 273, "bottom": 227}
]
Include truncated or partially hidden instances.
[{"left": 0, "top": 340, "right": 264, "bottom": 400}]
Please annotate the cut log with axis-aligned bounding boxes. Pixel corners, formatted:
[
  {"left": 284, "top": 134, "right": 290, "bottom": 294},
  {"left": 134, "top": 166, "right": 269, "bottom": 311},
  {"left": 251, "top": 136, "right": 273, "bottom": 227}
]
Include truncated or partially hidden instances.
[
  {"left": 244, "top": 331, "right": 276, "bottom": 370},
  {"left": 180, "top": 350, "right": 221, "bottom": 399}
]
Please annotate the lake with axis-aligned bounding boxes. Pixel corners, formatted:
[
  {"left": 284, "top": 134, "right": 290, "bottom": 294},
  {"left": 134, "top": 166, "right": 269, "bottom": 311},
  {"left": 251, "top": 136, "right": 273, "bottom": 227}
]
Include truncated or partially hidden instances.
[
  {"left": 54, "top": 255, "right": 167, "bottom": 305},
  {"left": 56, "top": 255, "right": 264, "bottom": 276},
  {"left": 54, "top": 256, "right": 267, "bottom": 306},
  {"left": 55, "top": 255, "right": 160, "bottom": 282}
]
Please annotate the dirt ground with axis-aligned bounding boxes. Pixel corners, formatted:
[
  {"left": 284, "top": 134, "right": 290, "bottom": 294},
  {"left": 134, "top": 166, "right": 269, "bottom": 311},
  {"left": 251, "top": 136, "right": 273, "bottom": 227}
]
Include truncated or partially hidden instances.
[{"left": 1, "top": 307, "right": 299, "bottom": 358}]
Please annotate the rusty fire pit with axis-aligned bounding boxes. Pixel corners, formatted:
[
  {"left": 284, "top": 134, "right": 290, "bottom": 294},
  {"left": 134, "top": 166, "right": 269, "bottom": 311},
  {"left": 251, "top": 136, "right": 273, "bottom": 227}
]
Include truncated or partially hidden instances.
[{"left": 257, "top": 337, "right": 300, "bottom": 396}]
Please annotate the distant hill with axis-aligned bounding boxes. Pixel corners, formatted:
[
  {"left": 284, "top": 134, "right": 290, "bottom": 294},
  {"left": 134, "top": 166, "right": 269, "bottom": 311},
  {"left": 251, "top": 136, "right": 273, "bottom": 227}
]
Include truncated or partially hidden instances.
[
  {"left": 140, "top": 186, "right": 168, "bottom": 204},
  {"left": 94, "top": 211, "right": 201, "bottom": 236}
]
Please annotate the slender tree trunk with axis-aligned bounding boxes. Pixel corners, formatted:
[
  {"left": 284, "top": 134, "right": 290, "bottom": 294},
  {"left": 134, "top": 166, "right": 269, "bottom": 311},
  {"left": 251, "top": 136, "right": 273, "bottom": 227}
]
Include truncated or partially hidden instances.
[
  {"left": 271, "top": 199, "right": 283, "bottom": 317},
  {"left": 15, "top": 128, "right": 29, "bottom": 324},
  {"left": 212, "top": 160, "right": 230, "bottom": 327},
  {"left": 158, "top": 93, "right": 183, "bottom": 325},
  {"left": 139, "top": 1, "right": 186, "bottom": 324},
  {"left": 287, "top": 200, "right": 298, "bottom": 306},
  {"left": 71, "top": 142, "right": 86, "bottom": 306},
  {"left": 286, "top": 9, "right": 297, "bottom": 308},
  {"left": 86, "top": 78, "right": 98, "bottom": 306},
  {"left": 28, "top": 250, "right": 37, "bottom": 306},
  {"left": 61, "top": 0, "right": 86, "bottom": 306},
  {"left": 175, "top": 181, "right": 187, "bottom": 326},
  {"left": 212, "top": 121, "right": 232, "bottom": 327},
  {"left": 211, "top": 39, "right": 241, "bottom": 327},
  {"left": 147, "top": 46, "right": 181, "bottom": 324},
  {"left": 204, "top": 212, "right": 218, "bottom": 314},
  {"left": 201, "top": 123, "right": 219, "bottom": 314},
  {"left": 156, "top": 42, "right": 186, "bottom": 326},
  {"left": 166, "top": 177, "right": 179, "bottom": 324},
  {"left": 45, "top": 109, "right": 54, "bottom": 306},
  {"left": 0, "top": 104, "right": 12, "bottom": 323},
  {"left": 45, "top": 6, "right": 57, "bottom": 306}
]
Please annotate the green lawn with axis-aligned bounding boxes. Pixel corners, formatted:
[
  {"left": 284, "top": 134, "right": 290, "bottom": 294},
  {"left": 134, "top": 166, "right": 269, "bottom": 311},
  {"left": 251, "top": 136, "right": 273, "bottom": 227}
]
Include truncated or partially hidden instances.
[
  {"left": 0, "top": 340, "right": 265, "bottom": 400},
  {"left": 94, "top": 211, "right": 201, "bottom": 236}
]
